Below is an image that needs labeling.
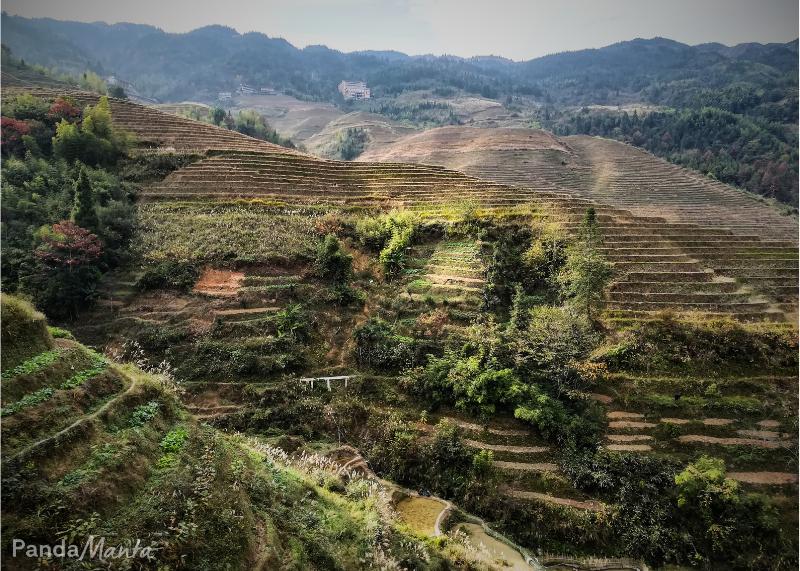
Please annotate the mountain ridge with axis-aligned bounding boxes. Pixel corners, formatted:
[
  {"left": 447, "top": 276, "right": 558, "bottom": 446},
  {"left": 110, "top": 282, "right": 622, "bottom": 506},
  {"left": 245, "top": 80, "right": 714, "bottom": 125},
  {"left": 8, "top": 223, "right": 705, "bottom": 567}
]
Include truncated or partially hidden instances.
[{"left": 2, "top": 13, "right": 797, "bottom": 102}]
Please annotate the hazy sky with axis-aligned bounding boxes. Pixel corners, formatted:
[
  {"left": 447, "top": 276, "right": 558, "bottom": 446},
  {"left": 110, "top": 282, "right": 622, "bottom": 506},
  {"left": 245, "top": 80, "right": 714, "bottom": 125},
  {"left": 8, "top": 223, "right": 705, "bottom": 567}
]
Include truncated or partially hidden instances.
[{"left": 4, "top": 0, "right": 798, "bottom": 60}]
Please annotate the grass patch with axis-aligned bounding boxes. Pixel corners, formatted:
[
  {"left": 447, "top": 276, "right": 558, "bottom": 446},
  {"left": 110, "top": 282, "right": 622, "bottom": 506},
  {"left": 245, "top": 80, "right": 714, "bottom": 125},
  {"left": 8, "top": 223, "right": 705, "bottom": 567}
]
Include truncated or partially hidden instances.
[{"left": 135, "top": 202, "right": 319, "bottom": 265}]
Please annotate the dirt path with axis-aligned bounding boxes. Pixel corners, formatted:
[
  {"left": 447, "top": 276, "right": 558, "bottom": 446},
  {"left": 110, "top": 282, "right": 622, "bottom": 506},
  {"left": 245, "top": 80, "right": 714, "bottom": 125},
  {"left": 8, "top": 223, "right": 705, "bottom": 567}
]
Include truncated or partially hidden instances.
[
  {"left": 441, "top": 417, "right": 529, "bottom": 436},
  {"left": 607, "top": 434, "right": 653, "bottom": 442},
  {"left": 494, "top": 461, "right": 558, "bottom": 472},
  {"left": 737, "top": 429, "right": 787, "bottom": 440},
  {"left": 727, "top": 472, "right": 799, "bottom": 485},
  {"left": 463, "top": 439, "right": 549, "bottom": 454},
  {"left": 606, "top": 444, "right": 652, "bottom": 452},
  {"left": 677, "top": 435, "right": 789, "bottom": 449},
  {"left": 606, "top": 411, "right": 644, "bottom": 420},
  {"left": 660, "top": 417, "right": 735, "bottom": 426},
  {"left": 193, "top": 268, "right": 245, "bottom": 296},
  {"left": 506, "top": 490, "right": 604, "bottom": 511},
  {"left": 214, "top": 306, "right": 280, "bottom": 316},
  {"left": 608, "top": 420, "right": 657, "bottom": 429}
]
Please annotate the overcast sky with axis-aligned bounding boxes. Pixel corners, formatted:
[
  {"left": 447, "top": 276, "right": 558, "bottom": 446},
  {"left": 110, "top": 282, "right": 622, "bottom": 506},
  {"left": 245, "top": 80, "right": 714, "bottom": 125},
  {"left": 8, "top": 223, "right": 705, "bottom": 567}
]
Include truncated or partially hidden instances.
[{"left": 4, "top": 0, "right": 798, "bottom": 60}]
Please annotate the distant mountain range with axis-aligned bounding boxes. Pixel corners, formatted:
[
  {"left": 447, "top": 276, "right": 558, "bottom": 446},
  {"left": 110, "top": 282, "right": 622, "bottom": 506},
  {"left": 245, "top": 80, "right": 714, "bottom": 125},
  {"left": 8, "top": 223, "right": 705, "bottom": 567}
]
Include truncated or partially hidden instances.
[{"left": 2, "top": 13, "right": 797, "bottom": 104}]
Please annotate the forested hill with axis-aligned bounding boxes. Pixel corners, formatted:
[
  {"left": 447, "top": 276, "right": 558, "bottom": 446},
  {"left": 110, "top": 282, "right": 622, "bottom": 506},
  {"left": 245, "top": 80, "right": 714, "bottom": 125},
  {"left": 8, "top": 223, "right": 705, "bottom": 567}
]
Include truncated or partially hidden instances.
[
  {"left": 2, "top": 13, "right": 798, "bottom": 204},
  {"left": 2, "top": 13, "right": 796, "bottom": 105}
]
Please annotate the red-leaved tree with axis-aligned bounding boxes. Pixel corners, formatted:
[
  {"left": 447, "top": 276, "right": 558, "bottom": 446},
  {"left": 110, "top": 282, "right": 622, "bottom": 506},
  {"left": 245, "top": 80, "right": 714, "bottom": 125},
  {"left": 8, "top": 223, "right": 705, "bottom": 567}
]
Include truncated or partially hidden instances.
[
  {"left": 1, "top": 117, "right": 31, "bottom": 156},
  {"left": 28, "top": 221, "right": 104, "bottom": 318},
  {"left": 35, "top": 221, "right": 103, "bottom": 267},
  {"left": 47, "top": 97, "right": 82, "bottom": 123}
]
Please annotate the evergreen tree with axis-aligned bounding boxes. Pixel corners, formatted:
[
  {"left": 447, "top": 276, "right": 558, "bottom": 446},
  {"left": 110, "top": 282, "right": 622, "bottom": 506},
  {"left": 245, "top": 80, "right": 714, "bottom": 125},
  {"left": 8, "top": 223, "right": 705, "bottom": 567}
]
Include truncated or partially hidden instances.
[
  {"left": 314, "top": 234, "right": 352, "bottom": 283},
  {"left": 71, "top": 167, "right": 98, "bottom": 232},
  {"left": 558, "top": 208, "right": 613, "bottom": 319},
  {"left": 210, "top": 107, "right": 226, "bottom": 126},
  {"left": 579, "top": 207, "right": 599, "bottom": 244},
  {"left": 508, "top": 283, "right": 533, "bottom": 333}
]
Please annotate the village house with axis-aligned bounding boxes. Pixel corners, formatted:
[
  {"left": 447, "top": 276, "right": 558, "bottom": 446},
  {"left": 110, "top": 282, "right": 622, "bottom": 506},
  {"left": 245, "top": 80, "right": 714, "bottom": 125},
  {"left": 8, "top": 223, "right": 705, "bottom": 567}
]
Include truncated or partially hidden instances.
[{"left": 338, "top": 80, "right": 371, "bottom": 100}]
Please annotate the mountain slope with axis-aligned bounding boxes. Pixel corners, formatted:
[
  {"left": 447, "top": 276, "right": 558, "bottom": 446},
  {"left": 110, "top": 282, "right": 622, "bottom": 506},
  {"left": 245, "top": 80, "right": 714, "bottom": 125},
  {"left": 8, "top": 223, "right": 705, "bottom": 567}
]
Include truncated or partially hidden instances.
[
  {"left": 0, "top": 294, "right": 487, "bottom": 570},
  {"left": 2, "top": 14, "right": 796, "bottom": 104}
]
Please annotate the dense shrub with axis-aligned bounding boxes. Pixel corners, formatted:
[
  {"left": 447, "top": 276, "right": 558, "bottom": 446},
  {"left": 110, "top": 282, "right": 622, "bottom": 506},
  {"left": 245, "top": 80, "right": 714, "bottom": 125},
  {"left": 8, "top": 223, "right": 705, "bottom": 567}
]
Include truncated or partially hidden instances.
[
  {"left": 353, "top": 318, "right": 417, "bottom": 370},
  {"left": 314, "top": 234, "right": 352, "bottom": 283},
  {"left": 52, "top": 97, "right": 131, "bottom": 166},
  {"left": 483, "top": 224, "right": 533, "bottom": 307},
  {"left": 674, "top": 456, "right": 792, "bottom": 569},
  {"left": 557, "top": 210, "right": 613, "bottom": 318},
  {"left": 558, "top": 451, "right": 797, "bottom": 568},
  {"left": 414, "top": 353, "right": 522, "bottom": 417},
  {"left": 593, "top": 315, "right": 798, "bottom": 374},
  {"left": 329, "top": 127, "right": 368, "bottom": 160},
  {"left": 354, "top": 212, "right": 417, "bottom": 276},
  {"left": 274, "top": 303, "right": 311, "bottom": 342},
  {"left": 358, "top": 414, "right": 498, "bottom": 502},
  {"left": 1, "top": 93, "right": 137, "bottom": 319},
  {"left": 136, "top": 261, "right": 200, "bottom": 292},
  {"left": 118, "top": 152, "right": 201, "bottom": 182},
  {"left": 513, "top": 306, "right": 600, "bottom": 393},
  {"left": 354, "top": 216, "right": 393, "bottom": 251}
]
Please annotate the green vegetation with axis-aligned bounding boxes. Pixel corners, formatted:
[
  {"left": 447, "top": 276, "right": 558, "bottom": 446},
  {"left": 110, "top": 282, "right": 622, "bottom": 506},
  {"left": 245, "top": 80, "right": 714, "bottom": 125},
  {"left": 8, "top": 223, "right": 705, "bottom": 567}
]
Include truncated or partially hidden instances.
[
  {"left": 314, "top": 234, "right": 353, "bottom": 283},
  {"left": 0, "top": 317, "right": 482, "bottom": 570},
  {"left": 51, "top": 96, "right": 132, "bottom": 165},
  {"left": 594, "top": 315, "right": 798, "bottom": 375},
  {"left": 232, "top": 109, "right": 296, "bottom": 148},
  {"left": 1, "top": 387, "right": 55, "bottom": 417},
  {"left": 2, "top": 349, "right": 62, "bottom": 379},
  {"left": 176, "top": 105, "right": 296, "bottom": 149},
  {"left": 136, "top": 260, "right": 200, "bottom": 292},
  {"left": 0, "top": 43, "right": 797, "bottom": 569},
  {"left": 354, "top": 318, "right": 418, "bottom": 370},
  {"left": 134, "top": 202, "right": 318, "bottom": 265},
  {"left": 369, "top": 101, "right": 460, "bottom": 127},
  {"left": 549, "top": 105, "right": 799, "bottom": 205},
  {"left": 328, "top": 126, "right": 368, "bottom": 160},
  {"left": 2, "top": 351, "right": 106, "bottom": 416},
  {"left": 0, "top": 294, "right": 53, "bottom": 371},
  {"left": 557, "top": 209, "right": 613, "bottom": 318},
  {"left": 2, "top": 93, "right": 137, "bottom": 318},
  {"left": 558, "top": 451, "right": 791, "bottom": 568}
]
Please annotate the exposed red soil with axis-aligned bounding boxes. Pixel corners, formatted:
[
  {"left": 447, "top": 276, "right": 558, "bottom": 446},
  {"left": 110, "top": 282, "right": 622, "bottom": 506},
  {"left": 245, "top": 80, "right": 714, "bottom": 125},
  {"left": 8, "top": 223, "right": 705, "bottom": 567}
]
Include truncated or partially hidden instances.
[{"left": 193, "top": 268, "right": 245, "bottom": 297}]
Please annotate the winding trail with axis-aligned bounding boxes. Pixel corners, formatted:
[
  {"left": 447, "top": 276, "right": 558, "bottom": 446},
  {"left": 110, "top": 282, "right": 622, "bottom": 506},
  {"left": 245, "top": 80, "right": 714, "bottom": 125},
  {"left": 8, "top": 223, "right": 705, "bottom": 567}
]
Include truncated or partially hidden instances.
[{"left": 5, "top": 373, "right": 138, "bottom": 466}]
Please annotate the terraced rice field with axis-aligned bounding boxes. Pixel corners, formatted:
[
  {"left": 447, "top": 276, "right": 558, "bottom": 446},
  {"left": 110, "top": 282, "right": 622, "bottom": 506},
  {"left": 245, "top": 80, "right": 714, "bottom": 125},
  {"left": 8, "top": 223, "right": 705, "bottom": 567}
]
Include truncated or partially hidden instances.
[
  {"left": 359, "top": 127, "right": 798, "bottom": 323},
  {"left": 74, "top": 264, "right": 309, "bottom": 376},
  {"left": 10, "top": 86, "right": 794, "bottom": 323},
  {"left": 419, "top": 414, "right": 605, "bottom": 512},
  {"left": 6, "top": 87, "right": 796, "bottom": 324},
  {"left": 409, "top": 240, "right": 486, "bottom": 299},
  {"left": 387, "top": 240, "right": 488, "bottom": 343},
  {"left": 1, "top": 339, "right": 180, "bottom": 488},
  {"left": 592, "top": 373, "right": 798, "bottom": 487},
  {"left": 141, "top": 151, "right": 796, "bottom": 322},
  {"left": 3, "top": 87, "right": 299, "bottom": 155}
]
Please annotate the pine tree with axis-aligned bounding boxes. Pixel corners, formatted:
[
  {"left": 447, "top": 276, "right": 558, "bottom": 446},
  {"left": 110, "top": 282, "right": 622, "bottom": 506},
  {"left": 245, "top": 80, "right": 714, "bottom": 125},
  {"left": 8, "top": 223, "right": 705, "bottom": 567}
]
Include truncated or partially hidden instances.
[
  {"left": 71, "top": 167, "right": 99, "bottom": 232},
  {"left": 508, "top": 283, "right": 533, "bottom": 333},
  {"left": 579, "top": 207, "right": 599, "bottom": 244}
]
